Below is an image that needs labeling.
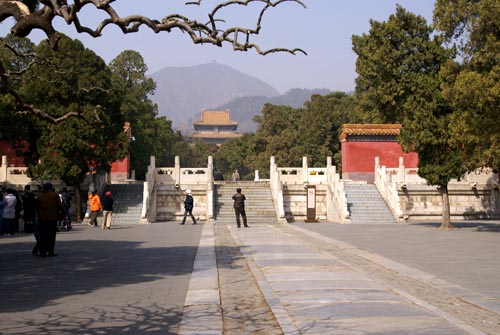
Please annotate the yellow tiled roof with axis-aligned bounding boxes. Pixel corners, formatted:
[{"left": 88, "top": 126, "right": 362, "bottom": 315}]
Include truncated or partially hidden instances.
[
  {"left": 340, "top": 124, "right": 402, "bottom": 140},
  {"left": 189, "top": 132, "right": 242, "bottom": 139},
  {"left": 194, "top": 110, "right": 238, "bottom": 125}
]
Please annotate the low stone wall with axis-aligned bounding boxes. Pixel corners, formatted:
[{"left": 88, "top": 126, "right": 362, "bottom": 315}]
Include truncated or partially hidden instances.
[
  {"left": 282, "top": 184, "right": 327, "bottom": 222},
  {"left": 155, "top": 184, "right": 209, "bottom": 222},
  {"left": 400, "top": 184, "right": 500, "bottom": 220}
]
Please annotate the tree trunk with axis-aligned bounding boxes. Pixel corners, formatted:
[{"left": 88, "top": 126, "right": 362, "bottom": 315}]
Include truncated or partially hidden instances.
[
  {"left": 74, "top": 183, "right": 82, "bottom": 223},
  {"left": 439, "top": 184, "right": 453, "bottom": 230}
]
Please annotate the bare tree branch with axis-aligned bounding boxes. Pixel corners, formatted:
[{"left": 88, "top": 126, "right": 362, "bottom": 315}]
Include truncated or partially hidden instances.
[{"left": 0, "top": 0, "right": 307, "bottom": 123}]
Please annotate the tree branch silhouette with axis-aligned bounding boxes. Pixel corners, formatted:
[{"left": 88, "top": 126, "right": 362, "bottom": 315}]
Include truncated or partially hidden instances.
[{"left": 0, "top": 0, "right": 306, "bottom": 123}]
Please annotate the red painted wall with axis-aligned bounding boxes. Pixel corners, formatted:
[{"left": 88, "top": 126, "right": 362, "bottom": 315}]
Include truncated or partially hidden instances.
[
  {"left": 341, "top": 140, "right": 418, "bottom": 181},
  {"left": 0, "top": 140, "right": 29, "bottom": 166},
  {"left": 111, "top": 155, "right": 129, "bottom": 174}
]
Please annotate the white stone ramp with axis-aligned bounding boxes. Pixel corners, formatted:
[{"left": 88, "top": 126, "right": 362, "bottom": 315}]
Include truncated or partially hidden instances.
[{"left": 230, "top": 225, "right": 483, "bottom": 335}]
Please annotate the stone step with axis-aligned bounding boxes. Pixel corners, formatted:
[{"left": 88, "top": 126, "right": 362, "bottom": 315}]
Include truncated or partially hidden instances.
[
  {"left": 104, "top": 183, "right": 144, "bottom": 225},
  {"left": 214, "top": 183, "right": 277, "bottom": 223},
  {"left": 345, "top": 184, "right": 397, "bottom": 224}
]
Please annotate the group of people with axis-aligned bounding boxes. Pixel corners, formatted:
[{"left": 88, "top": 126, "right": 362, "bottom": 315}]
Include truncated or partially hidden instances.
[
  {"left": 0, "top": 184, "right": 75, "bottom": 256},
  {"left": 0, "top": 185, "right": 72, "bottom": 236},
  {"left": 87, "top": 190, "right": 114, "bottom": 229},
  {"left": 214, "top": 169, "right": 241, "bottom": 182}
]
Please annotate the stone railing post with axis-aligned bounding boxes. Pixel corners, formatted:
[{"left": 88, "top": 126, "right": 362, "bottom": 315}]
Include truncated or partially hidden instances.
[
  {"left": 141, "top": 156, "right": 157, "bottom": 222},
  {"left": 302, "top": 156, "right": 308, "bottom": 185},
  {"left": 1, "top": 155, "right": 7, "bottom": 185},
  {"left": 269, "top": 156, "right": 286, "bottom": 222},
  {"left": 207, "top": 156, "right": 214, "bottom": 220},
  {"left": 174, "top": 156, "right": 181, "bottom": 188},
  {"left": 397, "top": 157, "right": 405, "bottom": 183}
]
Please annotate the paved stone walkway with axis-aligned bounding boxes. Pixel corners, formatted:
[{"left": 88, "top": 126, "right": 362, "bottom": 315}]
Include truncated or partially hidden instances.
[
  {"left": 2, "top": 219, "right": 499, "bottom": 334},
  {"left": 0, "top": 222, "right": 202, "bottom": 335},
  {"left": 228, "top": 224, "right": 482, "bottom": 334}
]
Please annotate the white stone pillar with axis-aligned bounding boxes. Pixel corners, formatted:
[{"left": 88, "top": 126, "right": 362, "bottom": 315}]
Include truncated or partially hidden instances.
[
  {"left": 270, "top": 156, "right": 276, "bottom": 181},
  {"left": 175, "top": 156, "right": 181, "bottom": 187},
  {"left": 1, "top": 155, "right": 7, "bottom": 184},
  {"left": 398, "top": 157, "right": 405, "bottom": 182},
  {"left": 302, "top": 156, "right": 309, "bottom": 184},
  {"left": 207, "top": 156, "right": 214, "bottom": 220}
]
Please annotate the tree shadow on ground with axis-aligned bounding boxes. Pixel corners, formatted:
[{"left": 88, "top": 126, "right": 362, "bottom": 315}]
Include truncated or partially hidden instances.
[
  {"left": 408, "top": 220, "right": 500, "bottom": 232},
  {"left": 0, "top": 303, "right": 182, "bottom": 335},
  {"left": 0, "top": 222, "right": 243, "bottom": 334}
]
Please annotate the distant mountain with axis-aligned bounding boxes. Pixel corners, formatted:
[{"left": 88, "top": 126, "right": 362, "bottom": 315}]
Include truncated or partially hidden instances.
[
  {"left": 213, "top": 88, "right": 332, "bottom": 133},
  {"left": 149, "top": 62, "right": 279, "bottom": 130}
]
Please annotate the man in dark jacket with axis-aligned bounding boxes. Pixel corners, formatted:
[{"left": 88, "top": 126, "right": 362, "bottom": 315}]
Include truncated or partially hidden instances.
[
  {"left": 36, "top": 182, "right": 65, "bottom": 257},
  {"left": 102, "top": 191, "right": 114, "bottom": 229},
  {"left": 181, "top": 189, "right": 197, "bottom": 225},
  {"left": 232, "top": 188, "right": 249, "bottom": 228}
]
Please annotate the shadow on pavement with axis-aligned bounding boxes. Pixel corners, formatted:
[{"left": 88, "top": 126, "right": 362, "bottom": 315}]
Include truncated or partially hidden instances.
[
  {"left": 0, "top": 239, "right": 199, "bottom": 313},
  {"left": 0, "top": 304, "right": 181, "bottom": 335},
  {"left": 408, "top": 220, "right": 500, "bottom": 232}
]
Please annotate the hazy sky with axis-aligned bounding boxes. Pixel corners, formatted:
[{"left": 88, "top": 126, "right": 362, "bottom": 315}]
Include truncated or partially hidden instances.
[{"left": 2, "top": 0, "right": 436, "bottom": 94}]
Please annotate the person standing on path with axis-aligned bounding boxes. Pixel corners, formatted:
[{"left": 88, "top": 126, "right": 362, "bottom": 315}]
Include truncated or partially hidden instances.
[
  {"left": 232, "top": 188, "right": 249, "bottom": 228},
  {"left": 88, "top": 190, "right": 102, "bottom": 227},
  {"left": 180, "top": 189, "right": 197, "bottom": 225},
  {"left": 231, "top": 169, "right": 240, "bottom": 182},
  {"left": 102, "top": 191, "right": 114, "bottom": 230},
  {"left": 36, "top": 182, "right": 65, "bottom": 257}
]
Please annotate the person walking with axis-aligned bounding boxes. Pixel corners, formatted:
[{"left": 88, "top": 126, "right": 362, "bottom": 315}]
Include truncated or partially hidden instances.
[
  {"left": 61, "top": 187, "right": 72, "bottom": 228},
  {"left": 88, "top": 190, "right": 102, "bottom": 227},
  {"left": 102, "top": 191, "right": 114, "bottom": 230},
  {"left": 231, "top": 169, "right": 240, "bottom": 182},
  {"left": 36, "top": 182, "right": 65, "bottom": 257},
  {"left": 180, "top": 189, "right": 197, "bottom": 225},
  {"left": 232, "top": 188, "right": 249, "bottom": 228},
  {"left": 2, "top": 189, "right": 17, "bottom": 236}
]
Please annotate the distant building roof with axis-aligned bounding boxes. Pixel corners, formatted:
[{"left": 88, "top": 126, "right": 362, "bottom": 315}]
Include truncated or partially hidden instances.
[
  {"left": 189, "top": 132, "right": 242, "bottom": 139},
  {"left": 194, "top": 110, "right": 238, "bottom": 126},
  {"left": 340, "top": 124, "right": 401, "bottom": 141}
]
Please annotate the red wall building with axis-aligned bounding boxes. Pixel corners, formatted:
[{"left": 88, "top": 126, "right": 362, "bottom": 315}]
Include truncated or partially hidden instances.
[
  {"left": 109, "top": 122, "right": 131, "bottom": 181},
  {"left": 1, "top": 123, "right": 132, "bottom": 182},
  {"left": 0, "top": 140, "right": 30, "bottom": 167},
  {"left": 341, "top": 124, "right": 418, "bottom": 183}
]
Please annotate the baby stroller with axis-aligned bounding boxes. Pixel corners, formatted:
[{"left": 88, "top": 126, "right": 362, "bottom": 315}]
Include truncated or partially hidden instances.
[{"left": 57, "top": 216, "right": 72, "bottom": 231}]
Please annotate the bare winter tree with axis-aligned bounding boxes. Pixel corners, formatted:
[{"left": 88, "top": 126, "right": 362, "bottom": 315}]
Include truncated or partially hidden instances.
[{"left": 0, "top": 0, "right": 306, "bottom": 123}]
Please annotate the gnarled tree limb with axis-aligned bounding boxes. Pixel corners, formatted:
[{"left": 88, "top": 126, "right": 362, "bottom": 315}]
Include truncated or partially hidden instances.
[{"left": 0, "top": 0, "right": 307, "bottom": 123}]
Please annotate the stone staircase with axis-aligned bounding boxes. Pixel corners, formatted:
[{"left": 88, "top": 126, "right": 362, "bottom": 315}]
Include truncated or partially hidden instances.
[
  {"left": 345, "top": 183, "right": 397, "bottom": 224},
  {"left": 103, "top": 183, "right": 144, "bottom": 225},
  {"left": 214, "top": 182, "right": 278, "bottom": 225}
]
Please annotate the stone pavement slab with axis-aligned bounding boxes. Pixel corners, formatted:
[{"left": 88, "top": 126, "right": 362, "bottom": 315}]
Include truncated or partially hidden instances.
[
  {"left": 291, "top": 221, "right": 500, "bottom": 315},
  {"left": 227, "top": 223, "right": 487, "bottom": 335},
  {"left": 0, "top": 222, "right": 202, "bottom": 335}
]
